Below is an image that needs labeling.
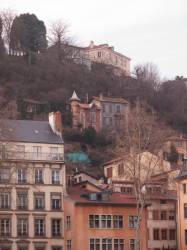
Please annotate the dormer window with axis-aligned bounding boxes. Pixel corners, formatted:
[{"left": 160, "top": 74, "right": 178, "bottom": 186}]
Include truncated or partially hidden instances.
[
  {"left": 89, "top": 193, "right": 97, "bottom": 201},
  {"left": 98, "top": 52, "right": 101, "bottom": 58}
]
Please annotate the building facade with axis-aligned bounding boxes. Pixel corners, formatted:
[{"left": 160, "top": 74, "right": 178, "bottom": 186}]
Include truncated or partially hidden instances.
[
  {"left": 70, "top": 92, "right": 129, "bottom": 132},
  {"left": 0, "top": 112, "right": 65, "bottom": 250},
  {"left": 103, "top": 153, "right": 171, "bottom": 183},
  {"left": 64, "top": 183, "right": 148, "bottom": 250},
  {"left": 84, "top": 41, "right": 131, "bottom": 76}
]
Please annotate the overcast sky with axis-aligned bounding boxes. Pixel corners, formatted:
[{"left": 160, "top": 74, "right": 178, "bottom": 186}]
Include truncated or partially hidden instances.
[{"left": 1, "top": 0, "right": 187, "bottom": 79}]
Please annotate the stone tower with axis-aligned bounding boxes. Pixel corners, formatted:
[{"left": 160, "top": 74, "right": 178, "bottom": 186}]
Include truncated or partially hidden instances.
[{"left": 70, "top": 91, "right": 80, "bottom": 128}]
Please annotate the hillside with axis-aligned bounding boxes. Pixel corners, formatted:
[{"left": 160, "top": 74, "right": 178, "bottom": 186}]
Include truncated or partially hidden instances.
[{"left": 0, "top": 53, "right": 187, "bottom": 133}]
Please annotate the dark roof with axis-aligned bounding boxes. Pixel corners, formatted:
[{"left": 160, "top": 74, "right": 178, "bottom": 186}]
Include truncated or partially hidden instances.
[
  {"left": 66, "top": 185, "right": 149, "bottom": 207},
  {"left": 93, "top": 96, "right": 128, "bottom": 104},
  {"left": 73, "top": 171, "right": 101, "bottom": 180},
  {"left": 0, "top": 119, "right": 63, "bottom": 144}
]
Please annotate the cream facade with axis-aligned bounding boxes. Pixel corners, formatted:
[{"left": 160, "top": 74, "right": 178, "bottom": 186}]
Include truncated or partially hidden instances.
[
  {"left": 103, "top": 152, "right": 171, "bottom": 183},
  {"left": 0, "top": 116, "right": 65, "bottom": 250},
  {"left": 84, "top": 41, "right": 131, "bottom": 76}
]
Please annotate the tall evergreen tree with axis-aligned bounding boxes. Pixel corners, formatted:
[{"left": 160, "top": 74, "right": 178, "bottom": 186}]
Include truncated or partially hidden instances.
[{"left": 10, "top": 13, "right": 47, "bottom": 54}]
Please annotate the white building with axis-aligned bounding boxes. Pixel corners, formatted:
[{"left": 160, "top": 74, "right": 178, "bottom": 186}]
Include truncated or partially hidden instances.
[{"left": 0, "top": 112, "right": 65, "bottom": 250}]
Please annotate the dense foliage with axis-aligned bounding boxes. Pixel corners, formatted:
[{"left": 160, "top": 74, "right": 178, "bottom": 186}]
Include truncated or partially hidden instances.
[{"left": 10, "top": 13, "right": 47, "bottom": 54}]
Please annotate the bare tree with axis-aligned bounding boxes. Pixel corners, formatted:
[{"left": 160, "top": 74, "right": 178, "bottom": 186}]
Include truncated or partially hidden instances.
[
  {"left": 116, "top": 102, "right": 172, "bottom": 250},
  {"left": 134, "top": 62, "right": 160, "bottom": 90},
  {"left": 0, "top": 9, "right": 16, "bottom": 54},
  {"left": 48, "top": 19, "right": 76, "bottom": 62}
]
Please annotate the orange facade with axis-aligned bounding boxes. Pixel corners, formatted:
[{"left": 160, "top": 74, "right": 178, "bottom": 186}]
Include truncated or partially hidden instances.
[{"left": 64, "top": 187, "right": 148, "bottom": 250}]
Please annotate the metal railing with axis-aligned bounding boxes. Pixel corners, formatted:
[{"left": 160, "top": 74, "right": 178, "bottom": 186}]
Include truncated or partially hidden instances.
[{"left": 0, "top": 150, "right": 64, "bottom": 161}]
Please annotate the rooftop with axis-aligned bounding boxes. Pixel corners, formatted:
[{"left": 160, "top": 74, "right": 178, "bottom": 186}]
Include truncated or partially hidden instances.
[
  {"left": 93, "top": 96, "right": 129, "bottom": 104},
  {"left": 0, "top": 119, "right": 63, "bottom": 144}
]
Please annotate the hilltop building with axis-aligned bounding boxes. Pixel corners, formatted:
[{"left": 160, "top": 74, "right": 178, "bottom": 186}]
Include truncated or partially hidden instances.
[
  {"left": 84, "top": 41, "right": 131, "bottom": 76},
  {"left": 0, "top": 112, "right": 65, "bottom": 250},
  {"left": 70, "top": 91, "right": 129, "bottom": 132}
]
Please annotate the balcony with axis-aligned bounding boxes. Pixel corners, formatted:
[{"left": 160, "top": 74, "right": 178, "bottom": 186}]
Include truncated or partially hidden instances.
[{"left": 0, "top": 150, "right": 64, "bottom": 162}]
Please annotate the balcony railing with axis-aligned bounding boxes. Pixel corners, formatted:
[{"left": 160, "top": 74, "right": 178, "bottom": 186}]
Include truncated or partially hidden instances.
[{"left": 0, "top": 150, "right": 64, "bottom": 162}]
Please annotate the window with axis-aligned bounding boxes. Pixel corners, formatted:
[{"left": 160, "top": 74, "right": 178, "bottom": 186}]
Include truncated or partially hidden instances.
[
  {"left": 35, "top": 169, "right": 43, "bottom": 183},
  {"left": 67, "top": 240, "right": 72, "bottom": 250},
  {"left": 109, "top": 105, "right": 113, "bottom": 113},
  {"left": 1, "top": 246, "right": 11, "bottom": 250},
  {"left": 89, "top": 193, "right": 97, "bottom": 201},
  {"left": 51, "top": 193, "right": 61, "bottom": 210},
  {"left": 0, "top": 169, "right": 10, "bottom": 183},
  {"left": 52, "top": 219, "right": 61, "bottom": 237},
  {"left": 183, "top": 183, "right": 186, "bottom": 193},
  {"left": 175, "top": 141, "right": 182, "bottom": 147},
  {"left": 101, "top": 215, "right": 112, "bottom": 228},
  {"left": 113, "top": 216, "right": 123, "bottom": 228},
  {"left": 17, "top": 169, "right": 27, "bottom": 183},
  {"left": 0, "top": 193, "right": 10, "bottom": 209},
  {"left": 184, "top": 204, "right": 187, "bottom": 218},
  {"left": 129, "top": 239, "right": 140, "bottom": 250},
  {"left": 0, "top": 218, "right": 11, "bottom": 237},
  {"left": 114, "top": 239, "right": 124, "bottom": 250},
  {"left": 153, "top": 229, "right": 160, "bottom": 240},
  {"left": 161, "top": 229, "right": 167, "bottom": 240},
  {"left": 106, "top": 167, "right": 112, "bottom": 178},
  {"left": 34, "top": 218, "right": 45, "bottom": 236},
  {"left": 103, "top": 104, "right": 106, "bottom": 113},
  {"left": 50, "top": 147, "right": 59, "bottom": 160},
  {"left": 129, "top": 216, "right": 138, "bottom": 228},
  {"left": 35, "top": 246, "right": 45, "bottom": 250},
  {"left": 17, "top": 145, "right": 25, "bottom": 159},
  {"left": 160, "top": 211, "right": 167, "bottom": 220},
  {"left": 169, "top": 210, "right": 175, "bottom": 220},
  {"left": 121, "top": 187, "right": 133, "bottom": 194},
  {"left": 89, "top": 215, "right": 99, "bottom": 228},
  {"left": 52, "top": 247, "right": 62, "bottom": 250},
  {"left": 116, "top": 105, "right": 121, "bottom": 113},
  {"left": 102, "top": 238, "right": 112, "bottom": 250},
  {"left": 152, "top": 210, "right": 159, "bottom": 220},
  {"left": 18, "top": 246, "right": 28, "bottom": 250},
  {"left": 17, "top": 192, "right": 28, "bottom": 210},
  {"left": 34, "top": 193, "right": 45, "bottom": 210},
  {"left": 160, "top": 199, "right": 167, "bottom": 205},
  {"left": 66, "top": 216, "right": 71, "bottom": 230},
  {"left": 52, "top": 170, "right": 60, "bottom": 184},
  {"left": 90, "top": 238, "right": 100, "bottom": 250},
  {"left": 90, "top": 111, "right": 96, "bottom": 124},
  {"left": 17, "top": 218, "right": 28, "bottom": 236},
  {"left": 118, "top": 163, "right": 124, "bottom": 176},
  {"left": 98, "top": 51, "right": 101, "bottom": 58},
  {"left": 89, "top": 215, "right": 123, "bottom": 229},
  {"left": 169, "top": 229, "right": 176, "bottom": 240},
  {"left": 33, "top": 146, "right": 42, "bottom": 159},
  {"left": 185, "top": 230, "right": 187, "bottom": 245}
]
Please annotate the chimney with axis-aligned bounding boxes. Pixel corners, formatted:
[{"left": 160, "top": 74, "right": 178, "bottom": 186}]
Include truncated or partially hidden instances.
[
  {"left": 99, "top": 93, "right": 103, "bottom": 100},
  {"left": 49, "top": 111, "right": 63, "bottom": 137},
  {"left": 90, "top": 41, "right": 94, "bottom": 48}
]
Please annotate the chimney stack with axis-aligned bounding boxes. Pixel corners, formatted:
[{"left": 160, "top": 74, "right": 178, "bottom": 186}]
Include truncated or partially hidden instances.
[
  {"left": 89, "top": 41, "right": 94, "bottom": 48},
  {"left": 49, "top": 111, "right": 63, "bottom": 137}
]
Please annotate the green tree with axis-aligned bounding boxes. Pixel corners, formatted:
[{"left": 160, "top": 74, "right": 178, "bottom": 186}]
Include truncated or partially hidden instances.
[{"left": 10, "top": 13, "right": 47, "bottom": 55}]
